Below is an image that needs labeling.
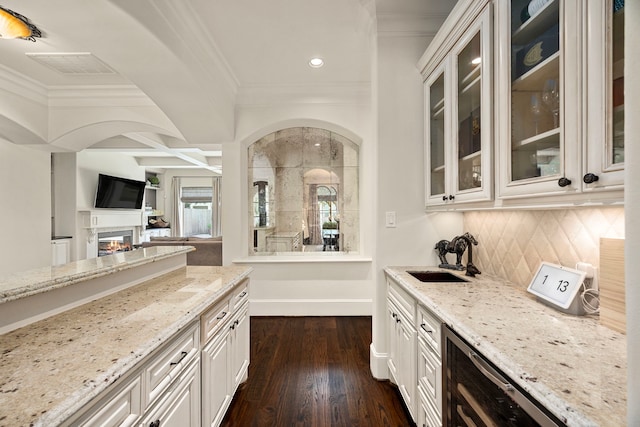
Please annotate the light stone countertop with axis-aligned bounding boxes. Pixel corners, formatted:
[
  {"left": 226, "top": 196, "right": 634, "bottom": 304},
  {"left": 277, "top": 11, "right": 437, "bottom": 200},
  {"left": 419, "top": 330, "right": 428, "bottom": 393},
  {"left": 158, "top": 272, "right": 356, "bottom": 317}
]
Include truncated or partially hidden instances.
[
  {"left": 385, "top": 267, "right": 626, "bottom": 427},
  {"left": 0, "top": 246, "right": 195, "bottom": 304},
  {"left": 0, "top": 264, "right": 252, "bottom": 427}
]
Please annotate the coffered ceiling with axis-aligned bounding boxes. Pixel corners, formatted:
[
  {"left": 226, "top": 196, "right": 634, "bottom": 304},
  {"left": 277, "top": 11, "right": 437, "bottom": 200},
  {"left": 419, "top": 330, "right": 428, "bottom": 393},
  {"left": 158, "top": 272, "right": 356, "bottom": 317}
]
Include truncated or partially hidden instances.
[{"left": 0, "top": 0, "right": 455, "bottom": 173}]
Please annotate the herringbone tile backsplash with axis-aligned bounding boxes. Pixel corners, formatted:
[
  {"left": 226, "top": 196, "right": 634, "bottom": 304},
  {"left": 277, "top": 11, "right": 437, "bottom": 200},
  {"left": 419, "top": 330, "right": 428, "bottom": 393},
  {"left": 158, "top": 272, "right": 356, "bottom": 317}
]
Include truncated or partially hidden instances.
[{"left": 463, "top": 207, "right": 625, "bottom": 289}]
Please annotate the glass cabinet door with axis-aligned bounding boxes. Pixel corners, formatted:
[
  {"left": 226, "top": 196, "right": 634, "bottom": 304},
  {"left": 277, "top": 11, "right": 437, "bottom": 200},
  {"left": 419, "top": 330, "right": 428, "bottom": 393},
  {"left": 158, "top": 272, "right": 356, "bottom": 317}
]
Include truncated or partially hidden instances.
[
  {"left": 456, "top": 31, "right": 482, "bottom": 192},
  {"left": 610, "top": 1, "right": 624, "bottom": 167},
  {"left": 584, "top": 0, "right": 625, "bottom": 191},
  {"left": 451, "top": 6, "right": 492, "bottom": 203},
  {"left": 509, "top": 0, "right": 561, "bottom": 182},
  {"left": 425, "top": 65, "right": 447, "bottom": 204},
  {"left": 424, "top": 5, "right": 492, "bottom": 208}
]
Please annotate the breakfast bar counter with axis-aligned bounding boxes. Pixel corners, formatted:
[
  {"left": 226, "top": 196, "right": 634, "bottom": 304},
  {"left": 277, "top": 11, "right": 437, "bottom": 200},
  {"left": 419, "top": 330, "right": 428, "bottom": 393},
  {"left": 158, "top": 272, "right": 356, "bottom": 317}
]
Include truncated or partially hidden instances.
[{"left": 0, "top": 249, "right": 251, "bottom": 427}]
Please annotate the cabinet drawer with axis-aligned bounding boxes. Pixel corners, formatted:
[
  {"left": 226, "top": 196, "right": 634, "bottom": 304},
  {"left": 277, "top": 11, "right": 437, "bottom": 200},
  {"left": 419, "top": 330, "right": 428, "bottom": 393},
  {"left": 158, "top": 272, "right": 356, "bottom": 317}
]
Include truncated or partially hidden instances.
[
  {"left": 418, "top": 386, "right": 442, "bottom": 427},
  {"left": 388, "top": 279, "right": 416, "bottom": 321},
  {"left": 144, "top": 322, "right": 199, "bottom": 406},
  {"left": 201, "top": 297, "right": 230, "bottom": 344},
  {"left": 417, "top": 305, "right": 441, "bottom": 355},
  {"left": 418, "top": 340, "right": 442, "bottom": 416},
  {"left": 230, "top": 280, "right": 249, "bottom": 312},
  {"left": 70, "top": 375, "right": 142, "bottom": 427}
]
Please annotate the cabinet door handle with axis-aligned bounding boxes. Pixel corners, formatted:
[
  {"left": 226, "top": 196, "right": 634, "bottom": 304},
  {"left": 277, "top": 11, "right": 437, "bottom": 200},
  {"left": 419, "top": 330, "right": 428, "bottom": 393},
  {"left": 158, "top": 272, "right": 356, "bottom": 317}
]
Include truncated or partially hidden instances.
[
  {"left": 420, "top": 323, "right": 433, "bottom": 334},
  {"left": 150, "top": 419, "right": 160, "bottom": 427},
  {"left": 583, "top": 173, "right": 600, "bottom": 184},
  {"left": 442, "top": 195, "right": 447, "bottom": 201},
  {"left": 448, "top": 194, "right": 455, "bottom": 200},
  {"left": 557, "top": 177, "right": 572, "bottom": 187},
  {"left": 169, "top": 351, "right": 188, "bottom": 366}
]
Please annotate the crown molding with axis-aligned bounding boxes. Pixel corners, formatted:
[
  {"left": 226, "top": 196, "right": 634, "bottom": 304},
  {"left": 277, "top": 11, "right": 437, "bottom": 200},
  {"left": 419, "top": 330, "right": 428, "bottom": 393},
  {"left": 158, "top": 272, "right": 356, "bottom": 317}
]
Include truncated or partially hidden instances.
[
  {"left": 47, "top": 85, "right": 156, "bottom": 107},
  {"left": 0, "top": 65, "right": 48, "bottom": 105},
  {"left": 376, "top": 12, "right": 449, "bottom": 37},
  {"left": 236, "top": 82, "right": 371, "bottom": 107}
]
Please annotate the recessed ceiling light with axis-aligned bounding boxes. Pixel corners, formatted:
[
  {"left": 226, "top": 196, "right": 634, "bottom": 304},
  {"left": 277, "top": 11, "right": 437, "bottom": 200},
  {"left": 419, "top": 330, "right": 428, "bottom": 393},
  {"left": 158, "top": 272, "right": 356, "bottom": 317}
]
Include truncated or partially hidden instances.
[{"left": 309, "top": 57, "right": 324, "bottom": 68}]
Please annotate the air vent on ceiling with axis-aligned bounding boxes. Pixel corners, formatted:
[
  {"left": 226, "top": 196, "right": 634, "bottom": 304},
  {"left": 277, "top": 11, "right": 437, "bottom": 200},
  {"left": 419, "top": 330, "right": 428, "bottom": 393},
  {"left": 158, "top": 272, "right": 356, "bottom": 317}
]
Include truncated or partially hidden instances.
[{"left": 25, "top": 52, "right": 116, "bottom": 74}]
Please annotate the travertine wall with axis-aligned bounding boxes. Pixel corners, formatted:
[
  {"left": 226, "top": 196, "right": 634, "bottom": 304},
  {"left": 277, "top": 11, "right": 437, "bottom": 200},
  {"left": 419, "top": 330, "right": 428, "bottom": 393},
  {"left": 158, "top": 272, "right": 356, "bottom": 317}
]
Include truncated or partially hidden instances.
[{"left": 463, "top": 207, "right": 625, "bottom": 288}]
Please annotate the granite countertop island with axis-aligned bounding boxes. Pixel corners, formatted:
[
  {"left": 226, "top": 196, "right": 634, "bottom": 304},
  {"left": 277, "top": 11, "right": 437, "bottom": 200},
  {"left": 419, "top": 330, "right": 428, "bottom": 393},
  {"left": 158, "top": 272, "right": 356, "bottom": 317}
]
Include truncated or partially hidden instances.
[
  {"left": 0, "top": 249, "right": 252, "bottom": 427},
  {"left": 385, "top": 267, "right": 626, "bottom": 427}
]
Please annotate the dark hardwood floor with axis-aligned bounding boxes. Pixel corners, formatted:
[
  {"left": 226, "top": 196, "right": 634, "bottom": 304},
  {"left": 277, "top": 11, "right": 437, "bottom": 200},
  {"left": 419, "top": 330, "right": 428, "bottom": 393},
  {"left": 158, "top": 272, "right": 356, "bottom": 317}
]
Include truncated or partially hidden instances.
[{"left": 221, "top": 316, "right": 414, "bottom": 427}]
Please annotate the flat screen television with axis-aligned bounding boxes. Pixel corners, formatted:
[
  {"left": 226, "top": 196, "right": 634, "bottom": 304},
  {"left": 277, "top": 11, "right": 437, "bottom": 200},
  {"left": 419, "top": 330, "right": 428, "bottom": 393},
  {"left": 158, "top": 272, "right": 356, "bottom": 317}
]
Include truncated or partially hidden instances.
[{"left": 94, "top": 174, "right": 146, "bottom": 209}]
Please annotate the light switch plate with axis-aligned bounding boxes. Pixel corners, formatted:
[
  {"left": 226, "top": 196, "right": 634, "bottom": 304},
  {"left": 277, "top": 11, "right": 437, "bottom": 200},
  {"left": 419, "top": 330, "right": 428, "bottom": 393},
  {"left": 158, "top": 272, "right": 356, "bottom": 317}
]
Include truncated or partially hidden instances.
[{"left": 385, "top": 211, "right": 396, "bottom": 228}]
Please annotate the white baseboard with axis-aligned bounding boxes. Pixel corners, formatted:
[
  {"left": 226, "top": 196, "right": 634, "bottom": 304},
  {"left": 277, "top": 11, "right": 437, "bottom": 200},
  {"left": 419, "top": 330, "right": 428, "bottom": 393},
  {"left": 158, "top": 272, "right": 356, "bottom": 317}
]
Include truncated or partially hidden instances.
[
  {"left": 369, "top": 343, "right": 389, "bottom": 380},
  {"left": 249, "top": 298, "right": 372, "bottom": 316}
]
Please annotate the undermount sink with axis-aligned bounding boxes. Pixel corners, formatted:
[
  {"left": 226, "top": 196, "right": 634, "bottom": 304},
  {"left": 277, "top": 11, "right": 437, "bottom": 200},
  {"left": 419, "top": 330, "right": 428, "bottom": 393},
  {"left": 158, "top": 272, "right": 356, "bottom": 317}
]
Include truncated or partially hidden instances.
[{"left": 407, "top": 270, "right": 469, "bottom": 283}]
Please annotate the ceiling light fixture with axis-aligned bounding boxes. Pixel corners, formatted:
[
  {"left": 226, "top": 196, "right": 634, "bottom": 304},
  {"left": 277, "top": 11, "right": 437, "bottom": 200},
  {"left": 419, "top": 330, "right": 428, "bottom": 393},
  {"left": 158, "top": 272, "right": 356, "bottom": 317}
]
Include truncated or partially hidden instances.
[
  {"left": 309, "top": 57, "right": 324, "bottom": 68},
  {"left": 471, "top": 57, "right": 481, "bottom": 65},
  {"left": 0, "top": 5, "right": 41, "bottom": 41}
]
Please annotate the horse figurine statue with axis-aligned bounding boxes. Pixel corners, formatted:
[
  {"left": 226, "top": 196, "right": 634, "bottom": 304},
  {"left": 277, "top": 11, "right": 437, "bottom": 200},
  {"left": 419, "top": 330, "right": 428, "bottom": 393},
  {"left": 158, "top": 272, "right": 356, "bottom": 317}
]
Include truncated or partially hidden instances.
[{"left": 434, "top": 232, "right": 480, "bottom": 276}]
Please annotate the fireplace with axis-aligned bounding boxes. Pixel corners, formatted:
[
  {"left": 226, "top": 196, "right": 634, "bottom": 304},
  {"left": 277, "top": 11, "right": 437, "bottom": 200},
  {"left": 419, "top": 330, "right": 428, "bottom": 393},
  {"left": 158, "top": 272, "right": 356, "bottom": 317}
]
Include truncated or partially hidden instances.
[{"left": 97, "top": 230, "right": 134, "bottom": 256}]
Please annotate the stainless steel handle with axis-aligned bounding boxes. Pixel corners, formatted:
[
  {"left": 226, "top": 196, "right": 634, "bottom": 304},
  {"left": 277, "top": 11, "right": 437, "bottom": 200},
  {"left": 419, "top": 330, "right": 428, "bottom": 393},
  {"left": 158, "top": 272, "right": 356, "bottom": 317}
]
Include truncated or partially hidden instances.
[{"left": 468, "top": 351, "right": 514, "bottom": 393}]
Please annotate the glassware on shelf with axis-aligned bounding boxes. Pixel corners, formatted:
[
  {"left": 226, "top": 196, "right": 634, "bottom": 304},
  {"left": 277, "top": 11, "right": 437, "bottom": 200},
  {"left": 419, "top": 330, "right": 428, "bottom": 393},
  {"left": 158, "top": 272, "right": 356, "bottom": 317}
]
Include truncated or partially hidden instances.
[
  {"left": 541, "top": 79, "right": 559, "bottom": 127},
  {"left": 530, "top": 92, "right": 542, "bottom": 134}
]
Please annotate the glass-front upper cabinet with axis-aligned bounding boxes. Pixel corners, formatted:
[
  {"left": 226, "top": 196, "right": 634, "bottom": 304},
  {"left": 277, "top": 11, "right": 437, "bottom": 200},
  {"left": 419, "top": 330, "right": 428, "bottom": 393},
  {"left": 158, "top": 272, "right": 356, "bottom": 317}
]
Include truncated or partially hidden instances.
[
  {"left": 497, "top": 0, "right": 582, "bottom": 198},
  {"left": 425, "top": 63, "right": 448, "bottom": 204},
  {"left": 498, "top": 0, "right": 623, "bottom": 200},
  {"left": 424, "top": 5, "right": 492, "bottom": 207},
  {"left": 584, "top": 0, "right": 625, "bottom": 191}
]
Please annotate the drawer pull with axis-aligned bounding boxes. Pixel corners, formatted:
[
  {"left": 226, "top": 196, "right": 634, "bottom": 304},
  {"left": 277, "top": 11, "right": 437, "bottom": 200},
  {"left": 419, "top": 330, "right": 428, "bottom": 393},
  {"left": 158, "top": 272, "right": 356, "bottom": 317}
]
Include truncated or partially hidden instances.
[
  {"left": 237, "top": 291, "right": 247, "bottom": 298},
  {"left": 169, "top": 351, "right": 188, "bottom": 366},
  {"left": 420, "top": 323, "right": 433, "bottom": 334},
  {"left": 216, "top": 311, "right": 227, "bottom": 320},
  {"left": 149, "top": 420, "right": 160, "bottom": 427}
]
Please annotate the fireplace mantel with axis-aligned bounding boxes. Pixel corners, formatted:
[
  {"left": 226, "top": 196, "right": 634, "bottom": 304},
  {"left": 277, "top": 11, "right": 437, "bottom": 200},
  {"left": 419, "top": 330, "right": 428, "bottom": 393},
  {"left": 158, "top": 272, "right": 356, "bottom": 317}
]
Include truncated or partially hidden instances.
[{"left": 78, "top": 210, "right": 144, "bottom": 259}]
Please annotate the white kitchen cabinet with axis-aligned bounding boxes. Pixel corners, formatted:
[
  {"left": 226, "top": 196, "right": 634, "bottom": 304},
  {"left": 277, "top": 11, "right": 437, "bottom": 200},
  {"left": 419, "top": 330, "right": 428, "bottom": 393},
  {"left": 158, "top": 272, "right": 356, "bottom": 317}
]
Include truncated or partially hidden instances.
[
  {"left": 495, "top": 0, "right": 624, "bottom": 202},
  {"left": 201, "top": 280, "right": 250, "bottom": 427},
  {"left": 387, "top": 279, "right": 417, "bottom": 421},
  {"left": 66, "top": 279, "right": 250, "bottom": 427},
  {"left": 421, "top": 1, "right": 493, "bottom": 208},
  {"left": 386, "top": 276, "right": 445, "bottom": 426},
  {"left": 139, "top": 359, "right": 200, "bottom": 427},
  {"left": 51, "top": 238, "right": 71, "bottom": 266},
  {"left": 417, "top": 306, "right": 443, "bottom": 427},
  {"left": 70, "top": 375, "right": 142, "bottom": 427},
  {"left": 202, "top": 327, "right": 231, "bottom": 427},
  {"left": 67, "top": 322, "right": 200, "bottom": 427}
]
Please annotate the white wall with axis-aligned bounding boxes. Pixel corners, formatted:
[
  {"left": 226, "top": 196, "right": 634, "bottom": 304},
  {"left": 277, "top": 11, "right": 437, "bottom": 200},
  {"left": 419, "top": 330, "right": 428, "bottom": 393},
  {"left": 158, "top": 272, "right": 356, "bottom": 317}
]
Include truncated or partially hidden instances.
[
  {"left": 223, "top": 95, "right": 377, "bottom": 316},
  {"left": 0, "top": 139, "right": 51, "bottom": 275},
  {"left": 625, "top": 1, "right": 639, "bottom": 423},
  {"left": 370, "top": 31, "right": 463, "bottom": 377}
]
